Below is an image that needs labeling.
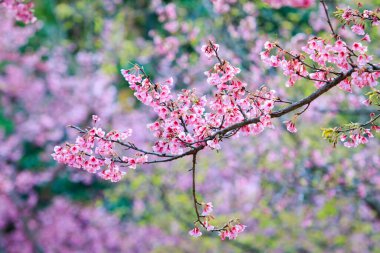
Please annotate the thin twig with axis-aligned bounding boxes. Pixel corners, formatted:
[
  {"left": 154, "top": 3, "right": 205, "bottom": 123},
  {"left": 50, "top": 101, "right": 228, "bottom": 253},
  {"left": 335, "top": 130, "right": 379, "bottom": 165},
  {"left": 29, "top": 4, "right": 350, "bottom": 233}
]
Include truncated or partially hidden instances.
[
  {"left": 336, "top": 113, "right": 380, "bottom": 133},
  {"left": 320, "top": 0, "right": 338, "bottom": 39},
  {"left": 191, "top": 152, "right": 203, "bottom": 225},
  {"left": 296, "top": 103, "right": 311, "bottom": 116},
  {"left": 237, "top": 104, "right": 248, "bottom": 121}
]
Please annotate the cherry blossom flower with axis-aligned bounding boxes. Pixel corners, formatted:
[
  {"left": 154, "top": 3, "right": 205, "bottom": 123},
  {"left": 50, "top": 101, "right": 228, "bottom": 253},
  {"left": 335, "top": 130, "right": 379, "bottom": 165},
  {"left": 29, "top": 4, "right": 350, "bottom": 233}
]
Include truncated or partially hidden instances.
[
  {"left": 351, "top": 24, "right": 365, "bottom": 35},
  {"left": 284, "top": 120, "right": 297, "bottom": 133},
  {"left": 201, "top": 202, "right": 213, "bottom": 216},
  {"left": 362, "top": 34, "right": 371, "bottom": 42},
  {"left": 218, "top": 224, "right": 246, "bottom": 240},
  {"left": 189, "top": 227, "right": 202, "bottom": 238},
  {"left": 342, "top": 8, "right": 353, "bottom": 20},
  {"left": 92, "top": 115, "right": 100, "bottom": 123},
  {"left": 204, "top": 220, "right": 215, "bottom": 231},
  {"left": 201, "top": 41, "right": 219, "bottom": 58},
  {"left": 352, "top": 42, "right": 367, "bottom": 54}
]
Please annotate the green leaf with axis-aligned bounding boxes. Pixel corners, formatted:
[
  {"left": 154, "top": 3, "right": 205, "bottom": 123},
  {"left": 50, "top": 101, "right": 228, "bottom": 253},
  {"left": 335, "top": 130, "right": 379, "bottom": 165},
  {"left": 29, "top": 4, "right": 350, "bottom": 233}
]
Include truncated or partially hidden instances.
[{"left": 317, "top": 199, "right": 338, "bottom": 219}]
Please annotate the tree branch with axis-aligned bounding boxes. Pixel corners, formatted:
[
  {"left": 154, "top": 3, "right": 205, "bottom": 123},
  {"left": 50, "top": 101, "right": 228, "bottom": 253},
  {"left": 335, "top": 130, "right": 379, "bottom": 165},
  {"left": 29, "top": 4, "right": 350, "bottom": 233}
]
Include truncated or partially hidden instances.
[
  {"left": 320, "top": 0, "right": 338, "bottom": 39},
  {"left": 191, "top": 152, "right": 203, "bottom": 226},
  {"left": 336, "top": 112, "right": 380, "bottom": 133},
  {"left": 70, "top": 67, "right": 357, "bottom": 167}
]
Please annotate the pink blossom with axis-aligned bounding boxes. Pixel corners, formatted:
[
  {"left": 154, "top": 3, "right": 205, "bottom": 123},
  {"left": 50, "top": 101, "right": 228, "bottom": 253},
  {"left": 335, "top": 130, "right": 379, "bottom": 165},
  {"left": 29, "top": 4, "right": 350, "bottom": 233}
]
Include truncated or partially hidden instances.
[
  {"left": 362, "top": 34, "right": 371, "bottom": 42},
  {"left": 342, "top": 8, "right": 353, "bottom": 20},
  {"left": 371, "top": 125, "right": 380, "bottom": 132},
  {"left": 201, "top": 41, "right": 219, "bottom": 58},
  {"left": 189, "top": 227, "right": 202, "bottom": 238},
  {"left": 92, "top": 115, "right": 100, "bottom": 123},
  {"left": 351, "top": 24, "right": 365, "bottom": 35},
  {"left": 207, "top": 139, "right": 221, "bottom": 150},
  {"left": 352, "top": 42, "right": 367, "bottom": 54},
  {"left": 218, "top": 224, "right": 246, "bottom": 240},
  {"left": 357, "top": 54, "right": 373, "bottom": 67},
  {"left": 284, "top": 120, "right": 297, "bottom": 133},
  {"left": 201, "top": 202, "right": 213, "bottom": 216},
  {"left": 204, "top": 221, "right": 215, "bottom": 231},
  {"left": 264, "top": 41, "right": 275, "bottom": 50},
  {"left": 338, "top": 79, "right": 352, "bottom": 93}
]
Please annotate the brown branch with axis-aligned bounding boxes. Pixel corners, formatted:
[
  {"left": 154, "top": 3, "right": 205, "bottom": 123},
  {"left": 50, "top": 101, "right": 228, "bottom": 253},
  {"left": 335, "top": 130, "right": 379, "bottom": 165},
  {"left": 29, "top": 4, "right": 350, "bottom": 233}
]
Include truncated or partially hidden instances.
[
  {"left": 296, "top": 103, "right": 310, "bottom": 116},
  {"left": 244, "top": 88, "right": 293, "bottom": 104},
  {"left": 209, "top": 40, "right": 224, "bottom": 66},
  {"left": 190, "top": 152, "right": 240, "bottom": 233},
  {"left": 145, "top": 147, "right": 203, "bottom": 164},
  {"left": 191, "top": 152, "right": 203, "bottom": 226},
  {"left": 237, "top": 104, "right": 247, "bottom": 121},
  {"left": 179, "top": 116, "right": 189, "bottom": 133},
  {"left": 320, "top": 0, "right": 338, "bottom": 39}
]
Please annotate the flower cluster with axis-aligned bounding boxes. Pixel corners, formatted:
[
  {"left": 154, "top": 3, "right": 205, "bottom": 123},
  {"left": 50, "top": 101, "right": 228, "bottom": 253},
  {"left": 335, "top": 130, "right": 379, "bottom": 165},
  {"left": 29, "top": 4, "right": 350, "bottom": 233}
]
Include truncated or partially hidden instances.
[
  {"left": 189, "top": 220, "right": 247, "bottom": 241},
  {"left": 188, "top": 202, "right": 215, "bottom": 238},
  {"left": 322, "top": 111, "right": 380, "bottom": 148},
  {"left": 261, "top": 38, "right": 379, "bottom": 90},
  {"left": 118, "top": 44, "right": 277, "bottom": 157},
  {"left": 338, "top": 6, "right": 380, "bottom": 28},
  {"left": 340, "top": 112, "right": 380, "bottom": 148},
  {"left": 52, "top": 117, "right": 147, "bottom": 182},
  {"left": 188, "top": 201, "right": 246, "bottom": 240},
  {"left": 340, "top": 128, "right": 374, "bottom": 148},
  {"left": 219, "top": 223, "right": 247, "bottom": 240},
  {"left": 201, "top": 40, "right": 220, "bottom": 58},
  {"left": 51, "top": 46, "right": 268, "bottom": 175},
  {"left": 1, "top": 0, "right": 36, "bottom": 24},
  {"left": 156, "top": 3, "right": 176, "bottom": 23},
  {"left": 53, "top": 42, "right": 279, "bottom": 239}
]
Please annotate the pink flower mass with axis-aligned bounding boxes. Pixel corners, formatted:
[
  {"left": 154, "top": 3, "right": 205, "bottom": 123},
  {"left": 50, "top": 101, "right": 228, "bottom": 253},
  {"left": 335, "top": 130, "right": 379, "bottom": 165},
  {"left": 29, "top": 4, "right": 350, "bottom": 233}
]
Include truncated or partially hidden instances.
[
  {"left": 2, "top": 0, "right": 380, "bottom": 251},
  {"left": 351, "top": 24, "right": 365, "bottom": 35},
  {"left": 1, "top": 0, "right": 36, "bottom": 23}
]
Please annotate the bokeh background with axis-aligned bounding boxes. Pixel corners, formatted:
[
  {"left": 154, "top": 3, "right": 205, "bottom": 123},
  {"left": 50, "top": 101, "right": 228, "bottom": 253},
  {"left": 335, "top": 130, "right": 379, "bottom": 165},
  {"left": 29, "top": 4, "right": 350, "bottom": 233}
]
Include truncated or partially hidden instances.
[{"left": 1, "top": 0, "right": 380, "bottom": 252}]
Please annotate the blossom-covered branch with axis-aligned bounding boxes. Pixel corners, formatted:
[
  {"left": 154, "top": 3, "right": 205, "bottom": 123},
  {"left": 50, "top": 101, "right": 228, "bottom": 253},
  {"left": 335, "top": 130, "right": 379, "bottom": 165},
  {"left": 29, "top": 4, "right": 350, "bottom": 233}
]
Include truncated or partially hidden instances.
[{"left": 52, "top": 1, "right": 380, "bottom": 240}]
